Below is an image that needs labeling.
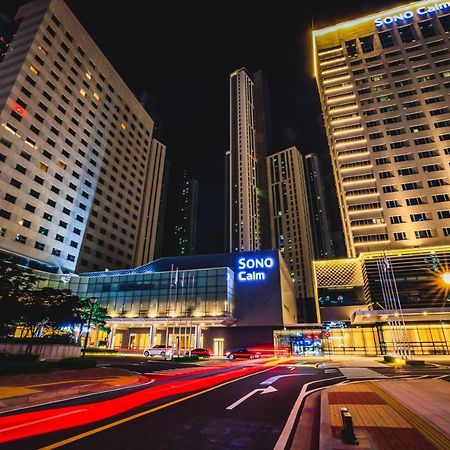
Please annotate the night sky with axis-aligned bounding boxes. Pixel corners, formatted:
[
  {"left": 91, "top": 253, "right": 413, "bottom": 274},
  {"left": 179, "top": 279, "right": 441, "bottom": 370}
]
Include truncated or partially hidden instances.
[{"left": 2, "top": 0, "right": 398, "bottom": 255}]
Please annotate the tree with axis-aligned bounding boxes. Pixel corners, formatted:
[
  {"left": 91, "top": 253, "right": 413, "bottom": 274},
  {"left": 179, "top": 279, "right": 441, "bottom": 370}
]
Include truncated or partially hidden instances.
[
  {"left": 70, "top": 297, "right": 110, "bottom": 345},
  {"left": 0, "top": 260, "right": 37, "bottom": 335},
  {"left": 18, "top": 287, "right": 81, "bottom": 353}
]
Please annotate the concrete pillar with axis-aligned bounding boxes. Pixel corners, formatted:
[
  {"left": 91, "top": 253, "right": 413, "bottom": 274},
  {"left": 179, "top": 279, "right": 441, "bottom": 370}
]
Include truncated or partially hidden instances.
[
  {"left": 149, "top": 324, "right": 155, "bottom": 347},
  {"left": 194, "top": 324, "right": 201, "bottom": 348},
  {"left": 108, "top": 326, "right": 116, "bottom": 350}
]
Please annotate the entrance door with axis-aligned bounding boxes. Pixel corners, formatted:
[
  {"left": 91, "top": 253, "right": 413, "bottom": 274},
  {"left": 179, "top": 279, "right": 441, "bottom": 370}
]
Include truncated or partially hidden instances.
[{"left": 213, "top": 338, "right": 224, "bottom": 357}]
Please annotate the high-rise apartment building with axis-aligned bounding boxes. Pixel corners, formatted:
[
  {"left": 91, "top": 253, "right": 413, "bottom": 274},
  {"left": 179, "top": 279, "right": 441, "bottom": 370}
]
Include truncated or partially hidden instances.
[
  {"left": 304, "top": 153, "right": 335, "bottom": 259},
  {"left": 253, "top": 70, "right": 273, "bottom": 250},
  {"left": 174, "top": 170, "right": 198, "bottom": 256},
  {"left": 0, "top": 0, "right": 164, "bottom": 273},
  {"left": 313, "top": 1, "right": 450, "bottom": 257},
  {"left": 267, "top": 147, "right": 316, "bottom": 321},
  {"left": 227, "top": 68, "right": 260, "bottom": 252}
]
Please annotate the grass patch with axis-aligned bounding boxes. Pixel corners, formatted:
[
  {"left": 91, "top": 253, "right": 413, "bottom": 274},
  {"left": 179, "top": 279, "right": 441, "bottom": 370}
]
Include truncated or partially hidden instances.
[{"left": 84, "top": 348, "right": 119, "bottom": 355}]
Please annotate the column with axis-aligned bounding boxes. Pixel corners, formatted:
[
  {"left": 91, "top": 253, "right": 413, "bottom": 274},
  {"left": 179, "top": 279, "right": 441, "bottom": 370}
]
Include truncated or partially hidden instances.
[
  {"left": 149, "top": 324, "right": 155, "bottom": 348},
  {"left": 108, "top": 326, "right": 116, "bottom": 350}
]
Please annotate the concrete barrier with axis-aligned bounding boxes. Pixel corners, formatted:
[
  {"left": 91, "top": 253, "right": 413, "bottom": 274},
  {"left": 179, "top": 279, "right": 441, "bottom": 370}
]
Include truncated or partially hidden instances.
[{"left": 0, "top": 343, "right": 81, "bottom": 360}]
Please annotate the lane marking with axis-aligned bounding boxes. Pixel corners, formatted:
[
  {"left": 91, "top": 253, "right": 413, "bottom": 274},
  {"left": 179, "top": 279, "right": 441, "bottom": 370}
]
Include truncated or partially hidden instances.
[
  {"left": 0, "top": 409, "right": 87, "bottom": 433},
  {"left": 260, "top": 374, "right": 313, "bottom": 385},
  {"left": 39, "top": 366, "right": 277, "bottom": 449},
  {"left": 226, "top": 386, "right": 277, "bottom": 410},
  {"left": 274, "top": 376, "right": 345, "bottom": 450}
]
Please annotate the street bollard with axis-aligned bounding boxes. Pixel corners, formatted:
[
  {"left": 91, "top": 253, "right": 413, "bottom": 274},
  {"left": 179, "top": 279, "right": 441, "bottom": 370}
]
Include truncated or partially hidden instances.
[{"left": 340, "top": 407, "right": 359, "bottom": 445}]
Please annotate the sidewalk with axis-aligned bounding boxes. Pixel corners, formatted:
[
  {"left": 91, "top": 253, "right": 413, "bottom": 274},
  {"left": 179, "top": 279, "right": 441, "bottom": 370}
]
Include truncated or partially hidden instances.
[
  {"left": 319, "top": 379, "right": 450, "bottom": 450},
  {"left": 0, "top": 367, "right": 148, "bottom": 412}
]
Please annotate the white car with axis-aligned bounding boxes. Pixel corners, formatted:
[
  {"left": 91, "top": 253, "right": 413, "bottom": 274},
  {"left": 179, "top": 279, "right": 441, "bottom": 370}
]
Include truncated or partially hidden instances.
[{"left": 143, "top": 345, "right": 173, "bottom": 359}]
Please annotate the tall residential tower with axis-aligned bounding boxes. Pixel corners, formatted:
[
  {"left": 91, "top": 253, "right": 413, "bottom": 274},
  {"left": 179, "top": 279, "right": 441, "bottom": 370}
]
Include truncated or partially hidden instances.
[
  {"left": 304, "top": 153, "right": 335, "bottom": 259},
  {"left": 313, "top": 1, "right": 450, "bottom": 257},
  {"left": 227, "top": 68, "right": 260, "bottom": 252},
  {"left": 0, "top": 0, "right": 165, "bottom": 273},
  {"left": 267, "top": 147, "right": 317, "bottom": 322},
  {"left": 174, "top": 170, "right": 198, "bottom": 256}
]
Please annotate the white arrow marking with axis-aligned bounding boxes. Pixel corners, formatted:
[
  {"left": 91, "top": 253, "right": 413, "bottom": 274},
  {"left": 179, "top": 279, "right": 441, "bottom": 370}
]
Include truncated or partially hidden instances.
[
  {"left": 260, "top": 374, "right": 312, "bottom": 385},
  {"left": 226, "top": 385, "right": 277, "bottom": 410}
]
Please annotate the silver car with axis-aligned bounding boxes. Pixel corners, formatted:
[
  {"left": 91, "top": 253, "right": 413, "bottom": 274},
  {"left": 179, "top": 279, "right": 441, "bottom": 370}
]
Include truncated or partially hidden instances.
[{"left": 143, "top": 345, "right": 173, "bottom": 359}]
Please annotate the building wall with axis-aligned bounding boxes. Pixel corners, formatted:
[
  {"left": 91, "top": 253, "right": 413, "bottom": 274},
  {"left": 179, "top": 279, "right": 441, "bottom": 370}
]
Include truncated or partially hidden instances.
[
  {"left": 304, "top": 153, "right": 335, "bottom": 259},
  {"left": 314, "top": 1, "right": 450, "bottom": 257},
  {"left": 228, "top": 68, "right": 260, "bottom": 252},
  {"left": 134, "top": 139, "right": 166, "bottom": 266},
  {"left": 314, "top": 245, "right": 450, "bottom": 309},
  {"left": 0, "top": 0, "right": 162, "bottom": 274},
  {"left": 267, "top": 147, "right": 315, "bottom": 310}
]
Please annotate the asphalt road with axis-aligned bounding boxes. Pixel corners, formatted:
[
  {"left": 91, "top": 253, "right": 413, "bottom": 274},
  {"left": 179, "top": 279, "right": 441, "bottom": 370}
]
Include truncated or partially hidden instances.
[
  {"left": 0, "top": 359, "right": 343, "bottom": 450},
  {"left": 1, "top": 357, "right": 449, "bottom": 450}
]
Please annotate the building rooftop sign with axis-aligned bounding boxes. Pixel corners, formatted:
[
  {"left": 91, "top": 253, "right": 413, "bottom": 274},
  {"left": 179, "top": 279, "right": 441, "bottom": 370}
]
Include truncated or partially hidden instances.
[{"left": 375, "top": 2, "right": 450, "bottom": 28}]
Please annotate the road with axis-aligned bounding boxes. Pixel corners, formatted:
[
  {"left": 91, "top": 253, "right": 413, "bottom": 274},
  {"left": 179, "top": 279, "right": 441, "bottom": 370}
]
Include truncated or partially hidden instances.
[{"left": 0, "top": 356, "right": 449, "bottom": 450}]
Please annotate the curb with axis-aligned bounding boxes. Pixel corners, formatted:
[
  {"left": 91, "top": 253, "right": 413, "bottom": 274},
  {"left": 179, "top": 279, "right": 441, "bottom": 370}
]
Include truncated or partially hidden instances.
[{"left": 0, "top": 374, "right": 147, "bottom": 411}]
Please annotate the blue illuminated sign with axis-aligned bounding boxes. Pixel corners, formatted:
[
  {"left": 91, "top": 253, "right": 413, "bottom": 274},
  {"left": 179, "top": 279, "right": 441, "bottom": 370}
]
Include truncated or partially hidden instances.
[
  {"left": 237, "top": 257, "right": 274, "bottom": 282},
  {"left": 375, "top": 3, "right": 450, "bottom": 28}
]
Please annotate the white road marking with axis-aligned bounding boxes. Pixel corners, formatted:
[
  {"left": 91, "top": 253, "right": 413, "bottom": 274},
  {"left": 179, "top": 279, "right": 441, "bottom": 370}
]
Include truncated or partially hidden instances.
[
  {"left": 260, "top": 374, "right": 312, "bottom": 386},
  {"left": 226, "top": 386, "right": 277, "bottom": 410},
  {"left": 324, "top": 369, "right": 338, "bottom": 373}
]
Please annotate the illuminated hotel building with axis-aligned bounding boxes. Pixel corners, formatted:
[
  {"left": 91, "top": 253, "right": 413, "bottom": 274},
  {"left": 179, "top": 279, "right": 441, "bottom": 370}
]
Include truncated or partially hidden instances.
[
  {"left": 0, "top": 0, "right": 165, "bottom": 274},
  {"left": 313, "top": 1, "right": 450, "bottom": 257},
  {"left": 227, "top": 68, "right": 260, "bottom": 252},
  {"left": 267, "top": 147, "right": 316, "bottom": 321}
]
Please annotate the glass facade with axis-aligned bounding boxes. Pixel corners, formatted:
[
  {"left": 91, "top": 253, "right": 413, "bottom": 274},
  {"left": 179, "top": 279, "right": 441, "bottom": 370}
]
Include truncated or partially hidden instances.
[
  {"left": 36, "top": 267, "right": 235, "bottom": 320},
  {"left": 275, "top": 322, "right": 450, "bottom": 356}
]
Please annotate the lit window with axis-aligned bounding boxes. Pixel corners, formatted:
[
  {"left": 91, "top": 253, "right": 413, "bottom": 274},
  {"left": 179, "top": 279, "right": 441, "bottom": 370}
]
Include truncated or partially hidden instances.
[
  {"left": 85, "top": 72, "right": 92, "bottom": 80},
  {"left": 57, "top": 160, "right": 67, "bottom": 170},
  {"left": 93, "top": 92, "right": 100, "bottom": 101},
  {"left": 80, "top": 89, "right": 86, "bottom": 97},
  {"left": 38, "top": 45, "right": 48, "bottom": 56},
  {"left": 38, "top": 162, "right": 48, "bottom": 172},
  {"left": 30, "top": 65, "right": 39, "bottom": 75}
]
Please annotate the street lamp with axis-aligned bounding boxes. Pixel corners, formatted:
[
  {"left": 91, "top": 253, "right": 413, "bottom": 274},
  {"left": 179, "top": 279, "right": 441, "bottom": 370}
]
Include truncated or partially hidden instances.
[
  {"left": 441, "top": 273, "right": 450, "bottom": 285},
  {"left": 81, "top": 296, "right": 98, "bottom": 358}
]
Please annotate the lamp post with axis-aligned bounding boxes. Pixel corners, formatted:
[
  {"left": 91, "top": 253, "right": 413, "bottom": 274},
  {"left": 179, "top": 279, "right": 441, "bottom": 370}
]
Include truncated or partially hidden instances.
[{"left": 81, "top": 296, "right": 98, "bottom": 358}]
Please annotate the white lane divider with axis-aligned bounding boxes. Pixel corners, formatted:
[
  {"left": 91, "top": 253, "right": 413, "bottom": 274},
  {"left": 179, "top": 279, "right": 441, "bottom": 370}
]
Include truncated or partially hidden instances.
[{"left": 226, "top": 386, "right": 277, "bottom": 410}]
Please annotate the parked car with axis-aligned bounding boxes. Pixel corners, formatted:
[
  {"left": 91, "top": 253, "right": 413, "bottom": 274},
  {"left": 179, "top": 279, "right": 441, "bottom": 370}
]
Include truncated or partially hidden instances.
[
  {"left": 225, "top": 347, "right": 261, "bottom": 360},
  {"left": 143, "top": 345, "right": 173, "bottom": 359},
  {"left": 190, "top": 348, "right": 212, "bottom": 358}
]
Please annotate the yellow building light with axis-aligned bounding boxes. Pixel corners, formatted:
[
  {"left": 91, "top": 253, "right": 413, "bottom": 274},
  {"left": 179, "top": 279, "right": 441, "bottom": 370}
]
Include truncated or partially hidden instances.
[
  {"left": 441, "top": 273, "right": 450, "bottom": 285},
  {"left": 85, "top": 71, "right": 92, "bottom": 80},
  {"left": 80, "top": 88, "right": 86, "bottom": 97},
  {"left": 30, "top": 65, "right": 39, "bottom": 75},
  {"left": 121, "top": 122, "right": 127, "bottom": 130}
]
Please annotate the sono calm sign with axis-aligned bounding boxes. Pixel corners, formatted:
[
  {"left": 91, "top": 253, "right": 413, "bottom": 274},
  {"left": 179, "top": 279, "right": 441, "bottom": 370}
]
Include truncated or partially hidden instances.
[
  {"left": 237, "top": 256, "right": 274, "bottom": 282},
  {"left": 375, "top": 2, "right": 450, "bottom": 28}
]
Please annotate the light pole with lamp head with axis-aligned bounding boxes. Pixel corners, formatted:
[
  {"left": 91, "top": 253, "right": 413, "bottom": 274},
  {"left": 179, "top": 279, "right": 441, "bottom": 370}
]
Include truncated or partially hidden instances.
[{"left": 81, "top": 296, "right": 98, "bottom": 357}]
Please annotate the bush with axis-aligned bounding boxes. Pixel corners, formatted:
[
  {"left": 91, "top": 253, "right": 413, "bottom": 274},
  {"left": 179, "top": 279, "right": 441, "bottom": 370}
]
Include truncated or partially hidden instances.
[
  {"left": 55, "top": 357, "right": 97, "bottom": 370},
  {"left": 0, "top": 361, "right": 47, "bottom": 375},
  {"left": 384, "top": 354, "right": 400, "bottom": 363},
  {"left": 0, "top": 352, "right": 39, "bottom": 363}
]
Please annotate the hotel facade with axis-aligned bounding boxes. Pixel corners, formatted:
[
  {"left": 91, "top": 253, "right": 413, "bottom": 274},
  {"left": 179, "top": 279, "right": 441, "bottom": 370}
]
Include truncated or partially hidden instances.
[
  {"left": 0, "top": 0, "right": 165, "bottom": 275},
  {"left": 313, "top": 0, "right": 450, "bottom": 257},
  {"left": 278, "top": 1, "right": 450, "bottom": 356}
]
